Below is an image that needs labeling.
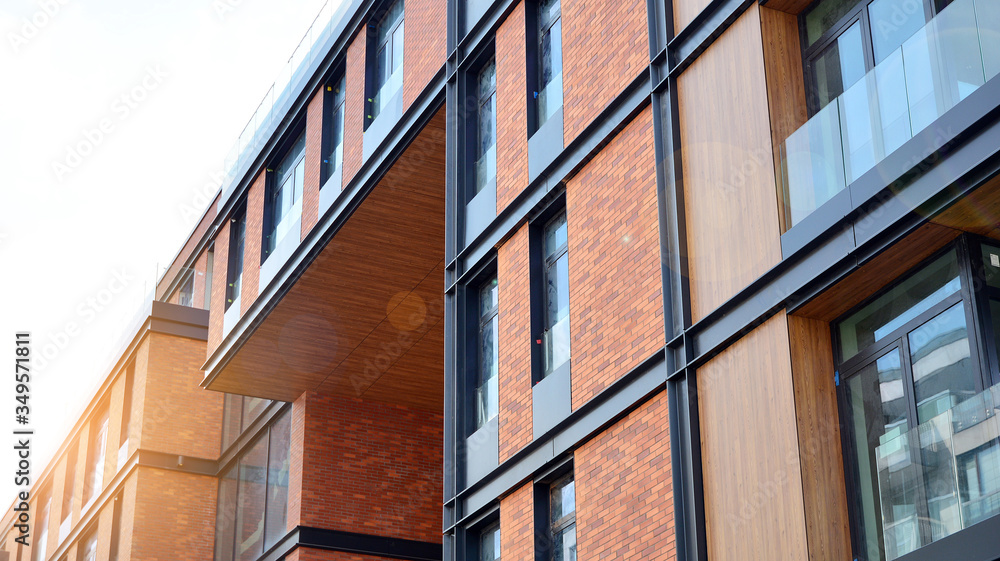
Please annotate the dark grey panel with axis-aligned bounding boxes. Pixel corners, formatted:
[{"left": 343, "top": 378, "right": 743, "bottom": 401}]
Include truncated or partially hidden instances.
[
  {"left": 528, "top": 107, "right": 564, "bottom": 183},
  {"left": 465, "top": 415, "right": 499, "bottom": 484},
  {"left": 318, "top": 171, "right": 344, "bottom": 218},
  {"left": 465, "top": 178, "right": 497, "bottom": 244},
  {"left": 363, "top": 89, "right": 405, "bottom": 161},
  {"left": 532, "top": 362, "right": 571, "bottom": 439},
  {"left": 463, "top": 0, "right": 494, "bottom": 35},
  {"left": 259, "top": 217, "right": 302, "bottom": 292}
]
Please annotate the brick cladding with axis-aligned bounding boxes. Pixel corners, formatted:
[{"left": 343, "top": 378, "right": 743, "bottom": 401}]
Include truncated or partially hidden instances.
[
  {"left": 241, "top": 170, "right": 267, "bottom": 315},
  {"left": 495, "top": 2, "right": 529, "bottom": 214},
  {"left": 402, "top": 0, "right": 446, "bottom": 112},
  {"left": 295, "top": 392, "right": 443, "bottom": 543},
  {"left": 302, "top": 86, "right": 325, "bottom": 237},
  {"left": 575, "top": 391, "right": 675, "bottom": 560},
  {"left": 566, "top": 107, "right": 663, "bottom": 409},
  {"left": 499, "top": 482, "right": 534, "bottom": 561},
  {"left": 156, "top": 192, "right": 218, "bottom": 301},
  {"left": 342, "top": 29, "right": 367, "bottom": 186},
  {"left": 141, "top": 332, "right": 222, "bottom": 459},
  {"left": 131, "top": 467, "right": 216, "bottom": 561},
  {"left": 497, "top": 224, "right": 532, "bottom": 462},
  {"left": 207, "top": 219, "right": 231, "bottom": 356},
  {"left": 562, "top": 0, "right": 649, "bottom": 143}
]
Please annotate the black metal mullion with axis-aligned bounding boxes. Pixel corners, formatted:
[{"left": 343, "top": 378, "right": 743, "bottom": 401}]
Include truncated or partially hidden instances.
[{"left": 958, "top": 236, "right": 990, "bottom": 394}]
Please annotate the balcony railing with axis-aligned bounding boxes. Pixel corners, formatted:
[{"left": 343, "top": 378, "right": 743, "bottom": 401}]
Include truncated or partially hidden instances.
[
  {"left": 221, "top": 0, "right": 352, "bottom": 190},
  {"left": 542, "top": 315, "right": 571, "bottom": 377},
  {"left": 876, "top": 383, "right": 1000, "bottom": 560},
  {"left": 779, "top": 0, "right": 1000, "bottom": 229}
]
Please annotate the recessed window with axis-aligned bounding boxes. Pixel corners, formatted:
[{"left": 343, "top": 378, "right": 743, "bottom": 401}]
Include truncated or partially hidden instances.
[
  {"left": 541, "top": 212, "right": 570, "bottom": 379},
  {"left": 368, "top": 0, "right": 404, "bottom": 125},
  {"left": 60, "top": 443, "right": 77, "bottom": 530},
  {"left": 835, "top": 239, "right": 1000, "bottom": 561},
  {"left": 205, "top": 246, "right": 215, "bottom": 309},
  {"left": 323, "top": 75, "right": 347, "bottom": 186},
  {"left": 83, "top": 406, "right": 109, "bottom": 506},
  {"left": 77, "top": 526, "right": 97, "bottom": 561},
  {"left": 221, "top": 394, "right": 273, "bottom": 452},
  {"left": 479, "top": 521, "right": 500, "bottom": 561},
  {"left": 118, "top": 361, "right": 135, "bottom": 465},
  {"left": 474, "top": 59, "right": 497, "bottom": 195},
  {"left": 109, "top": 492, "right": 123, "bottom": 561},
  {"left": 475, "top": 276, "right": 499, "bottom": 430},
  {"left": 535, "top": 0, "right": 562, "bottom": 131},
  {"left": 264, "top": 133, "right": 306, "bottom": 259},
  {"left": 226, "top": 208, "right": 247, "bottom": 311},
  {"left": 214, "top": 409, "right": 291, "bottom": 561},
  {"left": 178, "top": 271, "right": 194, "bottom": 307},
  {"left": 547, "top": 473, "right": 576, "bottom": 561},
  {"left": 31, "top": 493, "right": 49, "bottom": 561}
]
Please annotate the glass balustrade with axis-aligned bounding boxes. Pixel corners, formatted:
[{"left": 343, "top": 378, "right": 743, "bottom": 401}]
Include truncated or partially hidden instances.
[
  {"left": 876, "top": 383, "right": 1000, "bottom": 560},
  {"left": 780, "top": 0, "right": 999, "bottom": 229}
]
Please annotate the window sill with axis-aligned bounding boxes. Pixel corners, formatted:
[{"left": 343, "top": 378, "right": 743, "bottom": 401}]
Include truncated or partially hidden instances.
[
  {"left": 532, "top": 360, "right": 571, "bottom": 439},
  {"left": 464, "top": 177, "right": 497, "bottom": 246},
  {"left": 223, "top": 294, "right": 242, "bottom": 337},
  {"left": 260, "top": 216, "right": 302, "bottom": 292},
  {"left": 528, "top": 106, "right": 564, "bottom": 183},
  {"left": 318, "top": 167, "right": 344, "bottom": 218},
  {"left": 363, "top": 88, "right": 404, "bottom": 162},
  {"left": 465, "top": 415, "right": 499, "bottom": 485}
]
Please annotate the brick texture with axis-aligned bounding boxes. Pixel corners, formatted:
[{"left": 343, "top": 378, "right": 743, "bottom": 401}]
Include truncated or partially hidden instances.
[
  {"left": 575, "top": 392, "right": 675, "bottom": 560},
  {"left": 497, "top": 224, "right": 533, "bottom": 462},
  {"left": 131, "top": 467, "right": 217, "bottom": 561},
  {"left": 302, "top": 86, "right": 325, "bottom": 237},
  {"left": 295, "top": 392, "right": 443, "bottom": 543},
  {"left": 402, "top": 0, "right": 446, "bottom": 112},
  {"left": 343, "top": 29, "right": 367, "bottom": 186},
  {"left": 208, "top": 219, "right": 231, "bottom": 356},
  {"left": 563, "top": 0, "right": 649, "bottom": 143},
  {"left": 499, "top": 482, "right": 534, "bottom": 561},
  {"left": 566, "top": 108, "right": 663, "bottom": 409},
  {"left": 141, "top": 332, "right": 223, "bottom": 459},
  {"left": 241, "top": 170, "right": 267, "bottom": 315},
  {"left": 496, "top": 2, "right": 529, "bottom": 214}
]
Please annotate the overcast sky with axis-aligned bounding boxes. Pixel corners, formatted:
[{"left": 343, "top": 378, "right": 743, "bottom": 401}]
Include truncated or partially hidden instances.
[{"left": 0, "top": 0, "right": 340, "bottom": 506}]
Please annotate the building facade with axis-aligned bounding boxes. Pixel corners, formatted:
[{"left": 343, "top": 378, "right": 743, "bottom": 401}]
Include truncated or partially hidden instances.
[{"left": 5, "top": 0, "right": 1000, "bottom": 560}]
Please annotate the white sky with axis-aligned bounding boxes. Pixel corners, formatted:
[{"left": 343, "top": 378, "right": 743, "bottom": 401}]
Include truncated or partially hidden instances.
[{"left": 0, "top": 0, "right": 340, "bottom": 507}]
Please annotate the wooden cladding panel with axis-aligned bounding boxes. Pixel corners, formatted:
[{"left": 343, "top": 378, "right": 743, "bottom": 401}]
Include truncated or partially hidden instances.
[
  {"left": 696, "top": 312, "right": 808, "bottom": 561},
  {"left": 672, "top": 0, "right": 712, "bottom": 35},
  {"left": 786, "top": 315, "right": 852, "bottom": 561},
  {"left": 679, "top": 5, "right": 782, "bottom": 321},
  {"left": 206, "top": 109, "right": 446, "bottom": 409},
  {"left": 760, "top": 6, "right": 808, "bottom": 233}
]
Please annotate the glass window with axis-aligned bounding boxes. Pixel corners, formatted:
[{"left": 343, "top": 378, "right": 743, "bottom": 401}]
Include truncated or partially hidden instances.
[
  {"left": 264, "top": 411, "right": 291, "bottom": 546},
  {"left": 807, "top": 20, "right": 866, "bottom": 111},
  {"left": 370, "top": 0, "right": 404, "bottom": 122},
  {"left": 32, "top": 495, "right": 49, "bottom": 561},
  {"left": 324, "top": 75, "right": 347, "bottom": 185},
  {"left": 868, "top": 0, "right": 928, "bottom": 63},
  {"left": 205, "top": 247, "right": 214, "bottom": 309},
  {"left": 542, "top": 212, "right": 570, "bottom": 378},
  {"left": 480, "top": 522, "right": 500, "bottom": 561},
  {"left": 179, "top": 272, "right": 194, "bottom": 307},
  {"left": 235, "top": 438, "right": 267, "bottom": 561},
  {"left": 83, "top": 408, "right": 108, "bottom": 505},
  {"left": 214, "top": 465, "right": 238, "bottom": 561},
  {"left": 226, "top": 209, "right": 247, "bottom": 310},
  {"left": 266, "top": 133, "right": 306, "bottom": 257},
  {"left": 61, "top": 444, "right": 77, "bottom": 526},
  {"left": 549, "top": 474, "right": 576, "bottom": 561},
  {"left": 109, "top": 493, "right": 123, "bottom": 561},
  {"left": 476, "top": 276, "right": 499, "bottom": 430},
  {"left": 221, "top": 394, "right": 244, "bottom": 451},
  {"left": 77, "top": 528, "right": 97, "bottom": 561},
  {"left": 536, "top": 0, "right": 562, "bottom": 129},
  {"left": 475, "top": 59, "right": 497, "bottom": 194},
  {"left": 835, "top": 240, "right": 1000, "bottom": 561}
]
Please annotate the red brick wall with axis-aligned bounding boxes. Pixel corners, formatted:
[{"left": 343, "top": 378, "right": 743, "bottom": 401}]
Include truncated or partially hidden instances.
[
  {"left": 496, "top": 2, "right": 529, "bottom": 214},
  {"left": 208, "top": 220, "right": 230, "bottom": 356},
  {"left": 562, "top": 0, "right": 649, "bottom": 143},
  {"left": 343, "top": 29, "right": 367, "bottom": 186},
  {"left": 287, "top": 392, "right": 307, "bottom": 533},
  {"left": 131, "top": 467, "right": 216, "bottom": 561},
  {"left": 575, "top": 392, "right": 675, "bottom": 560},
  {"left": 156, "top": 193, "right": 219, "bottom": 301},
  {"left": 302, "top": 86, "right": 325, "bottom": 237},
  {"left": 499, "top": 482, "right": 533, "bottom": 561},
  {"left": 403, "top": 0, "right": 446, "bottom": 112},
  {"left": 141, "top": 332, "right": 222, "bottom": 459},
  {"left": 295, "top": 392, "right": 443, "bottom": 543},
  {"left": 497, "top": 224, "right": 533, "bottom": 462},
  {"left": 241, "top": 170, "right": 266, "bottom": 315},
  {"left": 566, "top": 108, "right": 663, "bottom": 409}
]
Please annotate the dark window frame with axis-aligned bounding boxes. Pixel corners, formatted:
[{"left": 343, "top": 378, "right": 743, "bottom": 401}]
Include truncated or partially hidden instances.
[
  {"left": 532, "top": 462, "right": 575, "bottom": 561},
  {"left": 833, "top": 234, "right": 1000, "bottom": 561},
  {"left": 320, "top": 72, "right": 348, "bottom": 187},
  {"left": 262, "top": 129, "right": 307, "bottom": 262},
  {"left": 528, "top": 194, "right": 568, "bottom": 385},
  {"left": 364, "top": 0, "right": 405, "bottom": 129},
  {"left": 178, "top": 270, "right": 195, "bottom": 307},
  {"left": 474, "top": 274, "right": 500, "bottom": 431},
  {"left": 225, "top": 204, "right": 247, "bottom": 311},
  {"left": 525, "top": 0, "right": 562, "bottom": 134}
]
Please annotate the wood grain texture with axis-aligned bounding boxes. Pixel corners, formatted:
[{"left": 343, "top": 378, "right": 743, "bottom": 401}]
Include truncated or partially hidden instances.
[
  {"left": 760, "top": 6, "right": 808, "bottom": 233},
  {"left": 673, "top": 0, "right": 712, "bottom": 35},
  {"left": 696, "top": 311, "right": 808, "bottom": 561},
  {"left": 786, "top": 315, "right": 851, "bottom": 561},
  {"left": 763, "top": 0, "right": 813, "bottom": 15},
  {"left": 931, "top": 173, "right": 1000, "bottom": 240},
  {"left": 207, "top": 109, "right": 447, "bottom": 410},
  {"left": 679, "top": 5, "right": 782, "bottom": 322},
  {"left": 796, "top": 222, "right": 962, "bottom": 321}
]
